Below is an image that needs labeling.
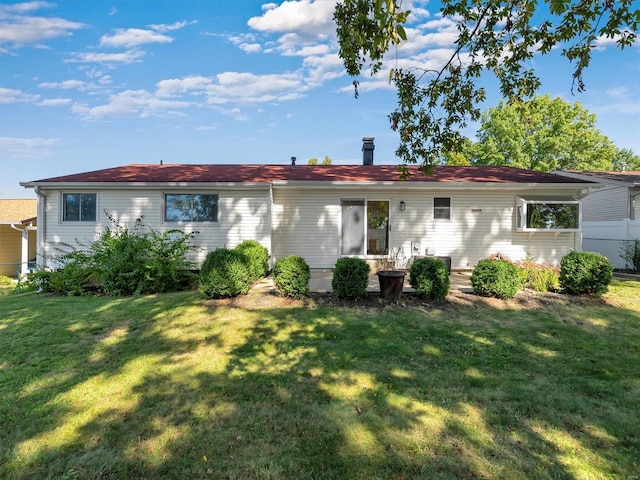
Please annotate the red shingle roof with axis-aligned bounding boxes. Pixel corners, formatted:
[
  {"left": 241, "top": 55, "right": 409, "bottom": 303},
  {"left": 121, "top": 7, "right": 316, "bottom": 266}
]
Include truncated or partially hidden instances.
[{"left": 25, "top": 164, "right": 595, "bottom": 185}]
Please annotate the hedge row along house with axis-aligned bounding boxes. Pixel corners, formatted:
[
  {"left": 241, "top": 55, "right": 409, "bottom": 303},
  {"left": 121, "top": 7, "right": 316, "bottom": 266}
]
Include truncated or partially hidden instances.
[{"left": 21, "top": 139, "right": 598, "bottom": 272}]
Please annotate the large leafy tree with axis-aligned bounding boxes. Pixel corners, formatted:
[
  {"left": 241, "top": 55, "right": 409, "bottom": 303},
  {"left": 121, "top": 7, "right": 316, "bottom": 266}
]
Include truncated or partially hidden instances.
[
  {"left": 334, "top": 0, "right": 639, "bottom": 173},
  {"left": 468, "top": 95, "right": 616, "bottom": 172}
]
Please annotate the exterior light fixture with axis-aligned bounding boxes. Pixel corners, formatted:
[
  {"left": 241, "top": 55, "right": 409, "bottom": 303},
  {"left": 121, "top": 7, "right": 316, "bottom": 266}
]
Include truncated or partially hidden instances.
[{"left": 400, "top": 200, "right": 406, "bottom": 212}]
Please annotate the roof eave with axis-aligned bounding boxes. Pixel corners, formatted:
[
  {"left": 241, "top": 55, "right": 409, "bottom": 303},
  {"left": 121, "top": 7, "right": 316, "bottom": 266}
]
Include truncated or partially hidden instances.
[{"left": 21, "top": 181, "right": 272, "bottom": 190}]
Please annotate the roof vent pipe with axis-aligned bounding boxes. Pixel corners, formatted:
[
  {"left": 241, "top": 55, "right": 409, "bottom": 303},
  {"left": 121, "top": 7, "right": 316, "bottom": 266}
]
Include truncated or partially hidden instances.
[
  {"left": 362, "top": 137, "right": 374, "bottom": 165},
  {"left": 291, "top": 156, "right": 296, "bottom": 166}
]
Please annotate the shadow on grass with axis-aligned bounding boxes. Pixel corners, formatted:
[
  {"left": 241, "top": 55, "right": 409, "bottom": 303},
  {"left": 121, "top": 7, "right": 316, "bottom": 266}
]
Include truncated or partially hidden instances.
[{"left": 0, "top": 283, "right": 639, "bottom": 479}]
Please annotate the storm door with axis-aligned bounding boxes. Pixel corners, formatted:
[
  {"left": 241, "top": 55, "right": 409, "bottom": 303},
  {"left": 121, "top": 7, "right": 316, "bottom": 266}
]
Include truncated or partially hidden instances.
[
  {"left": 341, "top": 199, "right": 365, "bottom": 255},
  {"left": 341, "top": 199, "right": 390, "bottom": 256}
]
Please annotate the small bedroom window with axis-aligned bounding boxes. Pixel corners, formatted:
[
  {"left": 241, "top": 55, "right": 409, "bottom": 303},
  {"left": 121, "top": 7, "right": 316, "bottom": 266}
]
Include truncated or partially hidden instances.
[
  {"left": 63, "top": 193, "right": 97, "bottom": 222},
  {"left": 433, "top": 197, "right": 451, "bottom": 220}
]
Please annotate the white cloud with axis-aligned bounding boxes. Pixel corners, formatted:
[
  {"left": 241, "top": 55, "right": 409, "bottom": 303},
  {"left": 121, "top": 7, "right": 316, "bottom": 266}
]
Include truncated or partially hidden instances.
[
  {"left": 0, "top": 86, "right": 39, "bottom": 103},
  {"left": 0, "top": 2, "right": 84, "bottom": 47},
  {"left": 99, "top": 21, "right": 195, "bottom": 47},
  {"left": 74, "top": 89, "right": 192, "bottom": 119},
  {"left": 247, "top": 0, "right": 337, "bottom": 37},
  {"left": 148, "top": 20, "right": 196, "bottom": 33},
  {"left": 156, "top": 75, "right": 213, "bottom": 97},
  {"left": 66, "top": 49, "right": 146, "bottom": 64},
  {"left": 37, "top": 97, "right": 72, "bottom": 106},
  {"left": 0, "top": 2, "right": 55, "bottom": 14},
  {"left": 0, "top": 136, "right": 59, "bottom": 157},
  {"left": 38, "top": 79, "right": 86, "bottom": 89},
  {"left": 205, "top": 71, "right": 308, "bottom": 105},
  {"left": 100, "top": 28, "right": 172, "bottom": 48}
]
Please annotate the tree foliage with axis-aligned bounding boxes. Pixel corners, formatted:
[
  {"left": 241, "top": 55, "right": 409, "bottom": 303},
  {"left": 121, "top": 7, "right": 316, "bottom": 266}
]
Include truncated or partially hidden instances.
[
  {"left": 334, "top": 0, "right": 639, "bottom": 172},
  {"left": 613, "top": 148, "right": 640, "bottom": 171},
  {"left": 468, "top": 95, "right": 616, "bottom": 171}
]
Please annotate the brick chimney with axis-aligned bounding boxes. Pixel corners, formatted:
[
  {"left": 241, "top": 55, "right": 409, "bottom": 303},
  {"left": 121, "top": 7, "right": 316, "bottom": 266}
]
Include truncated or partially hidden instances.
[{"left": 362, "top": 137, "right": 374, "bottom": 165}]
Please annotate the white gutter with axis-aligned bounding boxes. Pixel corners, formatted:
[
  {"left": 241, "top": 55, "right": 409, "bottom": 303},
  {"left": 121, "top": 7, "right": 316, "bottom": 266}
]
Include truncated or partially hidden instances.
[
  {"left": 270, "top": 180, "right": 598, "bottom": 191},
  {"left": 20, "top": 181, "right": 271, "bottom": 190}
]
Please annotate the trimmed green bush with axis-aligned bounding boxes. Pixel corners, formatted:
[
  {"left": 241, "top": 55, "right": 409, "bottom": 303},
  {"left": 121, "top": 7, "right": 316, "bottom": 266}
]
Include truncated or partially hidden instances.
[
  {"left": 0, "top": 275, "right": 13, "bottom": 286},
  {"left": 273, "top": 255, "right": 310, "bottom": 299},
  {"left": 560, "top": 250, "right": 613, "bottom": 296},
  {"left": 332, "top": 258, "right": 370, "bottom": 299},
  {"left": 235, "top": 240, "right": 269, "bottom": 281},
  {"left": 409, "top": 257, "right": 450, "bottom": 300},
  {"left": 471, "top": 259, "right": 524, "bottom": 299},
  {"left": 200, "top": 248, "right": 252, "bottom": 298}
]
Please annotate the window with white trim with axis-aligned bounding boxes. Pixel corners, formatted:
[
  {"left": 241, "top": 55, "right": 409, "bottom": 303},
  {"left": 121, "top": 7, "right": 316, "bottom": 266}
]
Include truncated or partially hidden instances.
[
  {"left": 63, "top": 193, "right": 97, "bottom": 222},
  {"left": 434, "top": 197, "right": 451, "bottom": 220},
  {"left": 516, "top": 197, "right": 579, "bottom": 230},
  {"left": 165, "top": 194, "right": 219, "bottom": 222}
]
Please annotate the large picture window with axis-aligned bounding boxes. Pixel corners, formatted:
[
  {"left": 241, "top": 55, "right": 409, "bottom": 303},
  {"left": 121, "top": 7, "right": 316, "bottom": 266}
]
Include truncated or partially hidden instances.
[
  {"left": 63, "top": 193, "right": 97, "bottom": 222},
  {"left": 516, "top": 197, "right": 579, "bottom": 230},
  {"left": 165, "top": 194, "right": 218, "bottom": 222}
]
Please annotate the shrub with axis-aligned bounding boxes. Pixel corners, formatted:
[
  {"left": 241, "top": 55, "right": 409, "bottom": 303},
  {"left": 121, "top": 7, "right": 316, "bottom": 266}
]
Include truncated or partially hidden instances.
[
  {"left": 520, "top": 262, "right": 560, "bottom": 292},
  {"left": 273, "top": 255, "right": 310, "bottom": 299},
  {"left": 235, "top": 240, "right": 269, "bottom": 281},
  {"left": 409, "top": 257, "right": 450, "bottom": 300},
  {"left": 619, "top": 239, "right": 640, "bottom": 272},
  {"left": 332, "top": 258, "right": 370, "bottom": 299},
  {"left": 199, "top": 248, "right": 252, "bottom": 298},
  {"left": 560, "top": 251, "right": 613, "bottom": 296},
  {"left": 0, "top": 275, "right": 13, "bottom": 286},
  {"left": 29, "top": 214, "right": 199, "bottom": 297},
  {"left": 471, "top": 259, "right": 524, "bottom": 299}
]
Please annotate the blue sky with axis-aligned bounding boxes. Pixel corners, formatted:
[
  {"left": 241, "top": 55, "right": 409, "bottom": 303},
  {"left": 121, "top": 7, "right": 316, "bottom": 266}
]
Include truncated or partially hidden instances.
[{"left": 1, "top": 0, "right": 639, "bottom": 199}]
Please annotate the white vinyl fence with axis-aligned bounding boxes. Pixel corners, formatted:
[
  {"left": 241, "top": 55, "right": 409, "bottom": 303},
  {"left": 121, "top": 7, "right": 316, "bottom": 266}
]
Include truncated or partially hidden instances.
[{"left": 582, "top": 219, "right": 640, "bottom": 269}]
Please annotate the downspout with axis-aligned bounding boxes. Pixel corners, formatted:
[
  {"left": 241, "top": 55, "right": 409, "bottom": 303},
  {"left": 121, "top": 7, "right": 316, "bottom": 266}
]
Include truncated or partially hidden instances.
[{"left": 34, "top": 186, "right": 47, "bottom": 269}]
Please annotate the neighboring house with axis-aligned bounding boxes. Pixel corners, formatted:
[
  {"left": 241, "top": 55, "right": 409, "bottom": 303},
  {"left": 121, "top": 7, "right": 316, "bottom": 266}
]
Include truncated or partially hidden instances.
[
  {"left": 21, "top": 140, "right": 597, "bottom": 271},
  {"left": 0, "top": 199, "right": 37, "bottom": 277},
  {"left": 554, "top": 170, "right": 640, "bottom": 268}
]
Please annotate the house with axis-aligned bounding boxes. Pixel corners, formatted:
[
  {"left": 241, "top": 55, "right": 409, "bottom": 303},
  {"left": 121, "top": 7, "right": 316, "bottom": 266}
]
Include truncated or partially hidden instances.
[
  {"left": 0, "top": 199, "right": 37, "bottom": 277},
  {"left": 553, "top": 170, "right": 640, "bottom": 268},
  {"left": 21, "top": 140, "right": 597, "bottom": 271}
]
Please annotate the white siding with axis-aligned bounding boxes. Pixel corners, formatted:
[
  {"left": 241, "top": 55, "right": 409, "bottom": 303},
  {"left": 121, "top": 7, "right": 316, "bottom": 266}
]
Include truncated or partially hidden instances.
[
  {"left": 40, "top": 188, "right": 271, "bottom": 267},
  {"left": 273, "top": 187, "right": 581, "bottom": 269},
  {"left": 581, "top": 185, "right": 629, "bottom": 221}
]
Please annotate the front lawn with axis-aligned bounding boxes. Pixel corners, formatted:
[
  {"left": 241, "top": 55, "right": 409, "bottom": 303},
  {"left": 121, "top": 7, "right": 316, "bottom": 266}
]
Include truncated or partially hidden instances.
[{"left": 0, "top": 281, "right": 639, "bottom": 479}]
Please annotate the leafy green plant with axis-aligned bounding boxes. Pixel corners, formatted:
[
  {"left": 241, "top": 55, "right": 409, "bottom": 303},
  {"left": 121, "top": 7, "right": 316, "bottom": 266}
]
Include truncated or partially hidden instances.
[
  {"left": 272, "top": 255, "right": 310, "bottom": 299},
  {"left": 619, "top": 239, "right": 640, "bottom": 272},
  {"left": 27, "top": 213, "right": 198, "bottom": 296},
  {"left": 199, "top": 248, "right": 252, "bottom": 299},
  {"left": 471, "top": 259, "right": 524, "bottom": 299},
  {"left": 332, "top": 258, "right": 370, "bottom": 299},
  {"left": 519, "top": 262, "right": 560, "bottom": 292},
  {"left": 409, "top": 257, "right": 450, "bottom": 300},
  {"left": 235, "top": 240, "right": 270, "bottom": 281},
  {"left": 560, "top": 251, "right": 613, "bottom": 296}
]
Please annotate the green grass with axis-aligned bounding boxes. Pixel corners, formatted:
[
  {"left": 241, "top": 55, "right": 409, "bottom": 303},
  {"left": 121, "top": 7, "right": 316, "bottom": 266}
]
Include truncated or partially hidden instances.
[{"left": 1, "top": 281, "right": 639, "bottom": 479}]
